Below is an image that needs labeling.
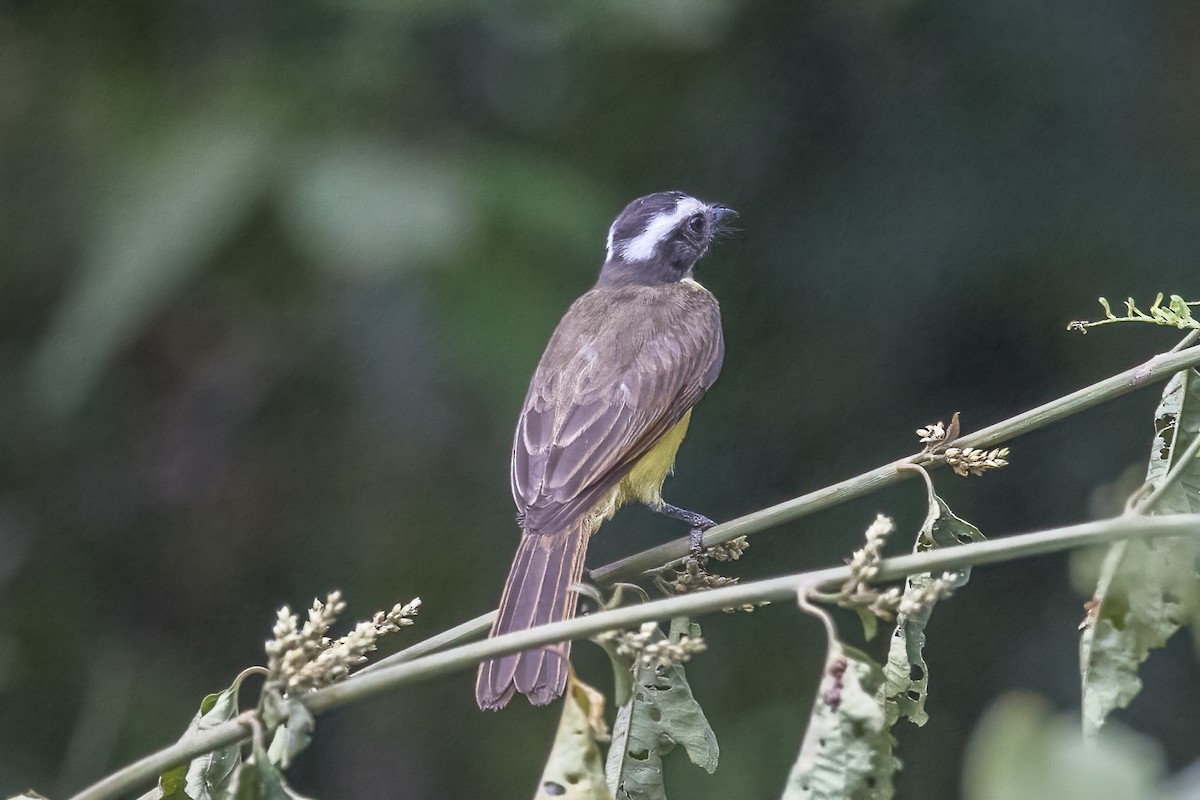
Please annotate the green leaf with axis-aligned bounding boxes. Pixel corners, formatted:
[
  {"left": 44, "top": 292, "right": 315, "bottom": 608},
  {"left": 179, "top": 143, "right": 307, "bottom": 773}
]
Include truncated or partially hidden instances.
[
  {"left": 854, "top": 606, "right": 878, "bottom": 642},
  {"left": 149, "top": 668, "right": 261, "bottom": 800},
  {"left": 963, "top": 693, "right": 1163, "bottom": 800},
  {"left": 182, "top": 681, "right": 247, "bottom": 800},
  {"left": 231, "top": 738, "right": 313, "bottom": 800},
  {"left": 30, "top": 114, "right": 277, "bottom": 416},
  {"left": 535, "top": 673, "right": 614, "bottom": 800},
  {"left": 884, "top": 481, "right": 985, "bottom": 727},
  {"left": 279, "top": 140, "right": 474, "bottom": 277},
  {"left": 782, "top": 643, "right": 897, "bottom": 800},
  {"left": 265, "top": 698, "right": 315, "bottom": 771},
  {"left": 156, "top": 764, "right": 193, "bottom": 800},
  {"left": 1080, "top": 369, "right": 1200, "bottom": 738},
  {"left": 604, "top": 625, "right": 718, "bottom": 800},
  {"left": 596, "top": 636, "right": 635, "bottom": 708}
]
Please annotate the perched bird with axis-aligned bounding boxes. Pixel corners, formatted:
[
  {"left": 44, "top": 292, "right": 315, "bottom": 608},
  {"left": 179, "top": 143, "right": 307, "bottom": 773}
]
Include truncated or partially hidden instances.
[{"left": 475, "top": 191, "right": 735, "bottom": 710}]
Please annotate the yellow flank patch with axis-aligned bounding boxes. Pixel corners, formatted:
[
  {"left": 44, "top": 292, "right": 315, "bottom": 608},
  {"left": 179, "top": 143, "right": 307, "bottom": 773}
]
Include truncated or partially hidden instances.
[
  {"left": 618, "top": 410, "right": 692, "bottom": 507},
  {"left": 582, "top": 411, "right": 694, "bottom": 530},
  {"left": 680, "top": 277, "right": 706, "bottom": 291}
]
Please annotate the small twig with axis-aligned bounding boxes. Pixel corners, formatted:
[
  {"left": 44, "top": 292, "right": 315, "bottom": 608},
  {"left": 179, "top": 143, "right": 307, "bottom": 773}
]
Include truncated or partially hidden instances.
[
  {"left": 797, "top": 587, "right": 839, "bottom": 658},
  {"left": 592, "top": 341, "right": 1200, "bottom": 584},
  {"left": 1170, "top": 329, "right": 1200, "bottom": 353}
]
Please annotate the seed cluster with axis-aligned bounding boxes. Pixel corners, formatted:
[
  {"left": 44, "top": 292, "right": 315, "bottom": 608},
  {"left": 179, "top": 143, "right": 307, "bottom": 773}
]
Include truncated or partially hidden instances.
[
  {"left": 265, "top": 591, "right": 421, "bottom": 694},
  {"left": 596, "top": 621, "right": 707, "bottom": 669}
]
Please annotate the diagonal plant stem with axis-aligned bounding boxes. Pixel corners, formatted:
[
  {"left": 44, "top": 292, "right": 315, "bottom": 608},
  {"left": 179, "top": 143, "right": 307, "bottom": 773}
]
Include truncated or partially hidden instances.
[
  {"left": 68, "top": 513, "right": 1200, "bottom": 800},
  {"left": 1169, "top": 329, "right": 1200, "bottom": 353},
  {"left": 359, "top": 340, "right": 1200, "bottom": 676},
  {"left": 592, "top": 343, "right": 1200, "bottom": 582},
  {"left": 65, "top": 334, "right": 1200, "bottom": 800}
]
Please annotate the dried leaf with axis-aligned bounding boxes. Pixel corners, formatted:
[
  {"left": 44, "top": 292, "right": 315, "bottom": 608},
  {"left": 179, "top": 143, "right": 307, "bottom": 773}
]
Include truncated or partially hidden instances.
[
  {"left": 1080, "top": 369, "right": 1200, "bottom": 737},
  {"left": 535, "top": 673, "right": 613, "bottom": 800}
]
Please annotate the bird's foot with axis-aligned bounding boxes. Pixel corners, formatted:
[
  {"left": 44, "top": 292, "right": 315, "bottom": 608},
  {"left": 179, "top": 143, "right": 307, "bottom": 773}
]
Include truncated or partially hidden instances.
[{"left": 654, "top": 501, "right": 716, "bottom": 557}]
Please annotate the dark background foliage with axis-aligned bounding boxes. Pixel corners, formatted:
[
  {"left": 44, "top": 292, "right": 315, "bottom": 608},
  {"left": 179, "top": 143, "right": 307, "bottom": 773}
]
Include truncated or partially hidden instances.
[{"left": 2, "top": 1, "right": 1198, "bottom": 797}]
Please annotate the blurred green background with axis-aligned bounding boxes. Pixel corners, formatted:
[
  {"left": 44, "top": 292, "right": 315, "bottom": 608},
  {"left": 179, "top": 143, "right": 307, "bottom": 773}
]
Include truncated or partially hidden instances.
[{"left": 2, "top": 1, "right": 1200, "bottom": 797}]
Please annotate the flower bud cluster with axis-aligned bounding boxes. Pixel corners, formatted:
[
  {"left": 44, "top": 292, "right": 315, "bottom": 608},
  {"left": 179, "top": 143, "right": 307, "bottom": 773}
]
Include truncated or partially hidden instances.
[
  {"left": 943, "top": 446, "right": 1009, "bottom": 477},
  {"left": 266, "top": 591, "right": 421, "bottom": 694},
  {"left": 596, "top": 621, "right": 707, "bottom": 669},
  {"left": 897, "top": 577, "right": 955, "bottom": 618},
  {"left": 707, "top": 536, "right": 750, "bottom": 562},
  {"left": 916, "top": 422, "right": 947, "bottom": 445}
]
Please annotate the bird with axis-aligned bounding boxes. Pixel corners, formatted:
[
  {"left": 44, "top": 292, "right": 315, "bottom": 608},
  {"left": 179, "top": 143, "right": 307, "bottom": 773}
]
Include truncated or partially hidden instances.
[{"left": 475, "top": 190, "right": 736, "bottom": 710}]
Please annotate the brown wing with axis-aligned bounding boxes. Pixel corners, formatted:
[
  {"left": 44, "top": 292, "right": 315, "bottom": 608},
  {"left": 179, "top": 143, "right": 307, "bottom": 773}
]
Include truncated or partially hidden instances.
[{"left": 512, "top": 284, "right": 723, "bottom": 535}]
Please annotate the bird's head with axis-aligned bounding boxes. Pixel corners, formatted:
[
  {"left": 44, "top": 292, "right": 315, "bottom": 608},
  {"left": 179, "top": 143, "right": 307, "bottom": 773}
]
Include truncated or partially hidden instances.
[{"left": 601, "top": 191, "right": 737, "bottom": 285}]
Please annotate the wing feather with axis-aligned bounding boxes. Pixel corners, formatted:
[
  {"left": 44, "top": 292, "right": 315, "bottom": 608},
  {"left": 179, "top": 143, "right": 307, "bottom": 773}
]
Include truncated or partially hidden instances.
[{"left": 512, "top": 284, "right": 723, "bottom": 534}]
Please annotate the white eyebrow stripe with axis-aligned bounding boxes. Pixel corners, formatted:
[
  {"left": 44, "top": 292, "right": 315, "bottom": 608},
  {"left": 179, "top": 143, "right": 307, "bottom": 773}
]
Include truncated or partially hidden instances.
[{"left": 621, "top": 197, "right": 705, "bottom": 262}]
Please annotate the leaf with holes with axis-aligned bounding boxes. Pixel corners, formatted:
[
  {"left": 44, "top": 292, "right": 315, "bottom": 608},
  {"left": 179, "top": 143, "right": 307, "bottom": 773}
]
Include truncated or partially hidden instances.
[
  {"left": 884, "top": 478, "right": 985, "bottom": 727},
  {"left": 604, "top": 623, "right": 718, "bottom": 800},
  {"left": 1080, "top": 368, "right": 1200, "bottom": 738},
  {"left": 535, "top": 672, "right": 614, "bottom": 800},
  {"left": 782, "top": 642, "right": 897, "bottom": 800},
  {"left": 1143, "top": 368, "right": 1200, "bottom": 515}
]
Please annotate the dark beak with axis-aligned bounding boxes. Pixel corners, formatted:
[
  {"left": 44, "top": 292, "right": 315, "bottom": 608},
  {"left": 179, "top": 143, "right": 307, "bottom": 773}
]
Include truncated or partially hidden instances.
[{"left": 709, "top": 205, "right": 738, "bottom": 232}]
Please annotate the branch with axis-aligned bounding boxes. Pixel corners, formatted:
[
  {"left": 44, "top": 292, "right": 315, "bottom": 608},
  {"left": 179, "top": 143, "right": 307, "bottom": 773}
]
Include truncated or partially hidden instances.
[
  {"left": 359, "top": 338, "right": 1200, "bottom": 675},
  {"left": 67, "top": 335, "right": 1200, "bottom": 800},
  {"left": 598, "top": 340, "right": 1200, "bottom": 582},
  {"left": 68, "top": 513, "right": 1200, "bottom": 800}
]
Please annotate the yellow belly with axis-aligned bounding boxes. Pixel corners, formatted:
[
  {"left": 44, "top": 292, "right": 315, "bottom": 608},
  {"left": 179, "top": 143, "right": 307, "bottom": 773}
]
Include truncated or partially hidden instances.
[{"left": 585, "top": 411, "right": 692, "bottom": 527}]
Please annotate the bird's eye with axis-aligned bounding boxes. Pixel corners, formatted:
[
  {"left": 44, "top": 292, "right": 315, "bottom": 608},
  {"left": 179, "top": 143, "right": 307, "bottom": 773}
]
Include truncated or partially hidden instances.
[{"left": 686, "top": 214, "right": 705, "bottom": 237}]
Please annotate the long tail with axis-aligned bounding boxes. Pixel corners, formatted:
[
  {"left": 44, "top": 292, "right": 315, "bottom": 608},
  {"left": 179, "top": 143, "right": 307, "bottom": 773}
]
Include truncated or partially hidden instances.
[{"left": 475, "top": 520, "right": 590, "bottom": 710}]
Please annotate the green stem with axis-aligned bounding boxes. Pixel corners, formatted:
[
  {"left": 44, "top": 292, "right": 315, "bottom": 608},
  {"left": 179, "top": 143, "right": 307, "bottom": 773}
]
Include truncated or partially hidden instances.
[
  {"left": 66, "top": 336, "right": 1200, "bottom": 800},
  {"left": 594, "top": 342, "right": 1200, "bottom": 583},
  {"left": 1169, "top": 329, "right": 1200, "bottom": 353},
  {"left": 68, "top": 514, "right": 1200, "bottom": 800}
]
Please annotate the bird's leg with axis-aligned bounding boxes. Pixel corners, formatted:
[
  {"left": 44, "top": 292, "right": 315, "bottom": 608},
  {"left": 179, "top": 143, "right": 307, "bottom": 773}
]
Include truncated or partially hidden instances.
[{"left": 654, "top": 502, "right": 716, "bottom": 556}]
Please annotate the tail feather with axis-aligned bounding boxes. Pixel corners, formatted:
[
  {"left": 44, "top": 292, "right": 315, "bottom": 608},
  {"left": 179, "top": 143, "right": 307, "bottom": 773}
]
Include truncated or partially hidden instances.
[{"left": 476, "top": 520, "right": 589, "bottom": 710}]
